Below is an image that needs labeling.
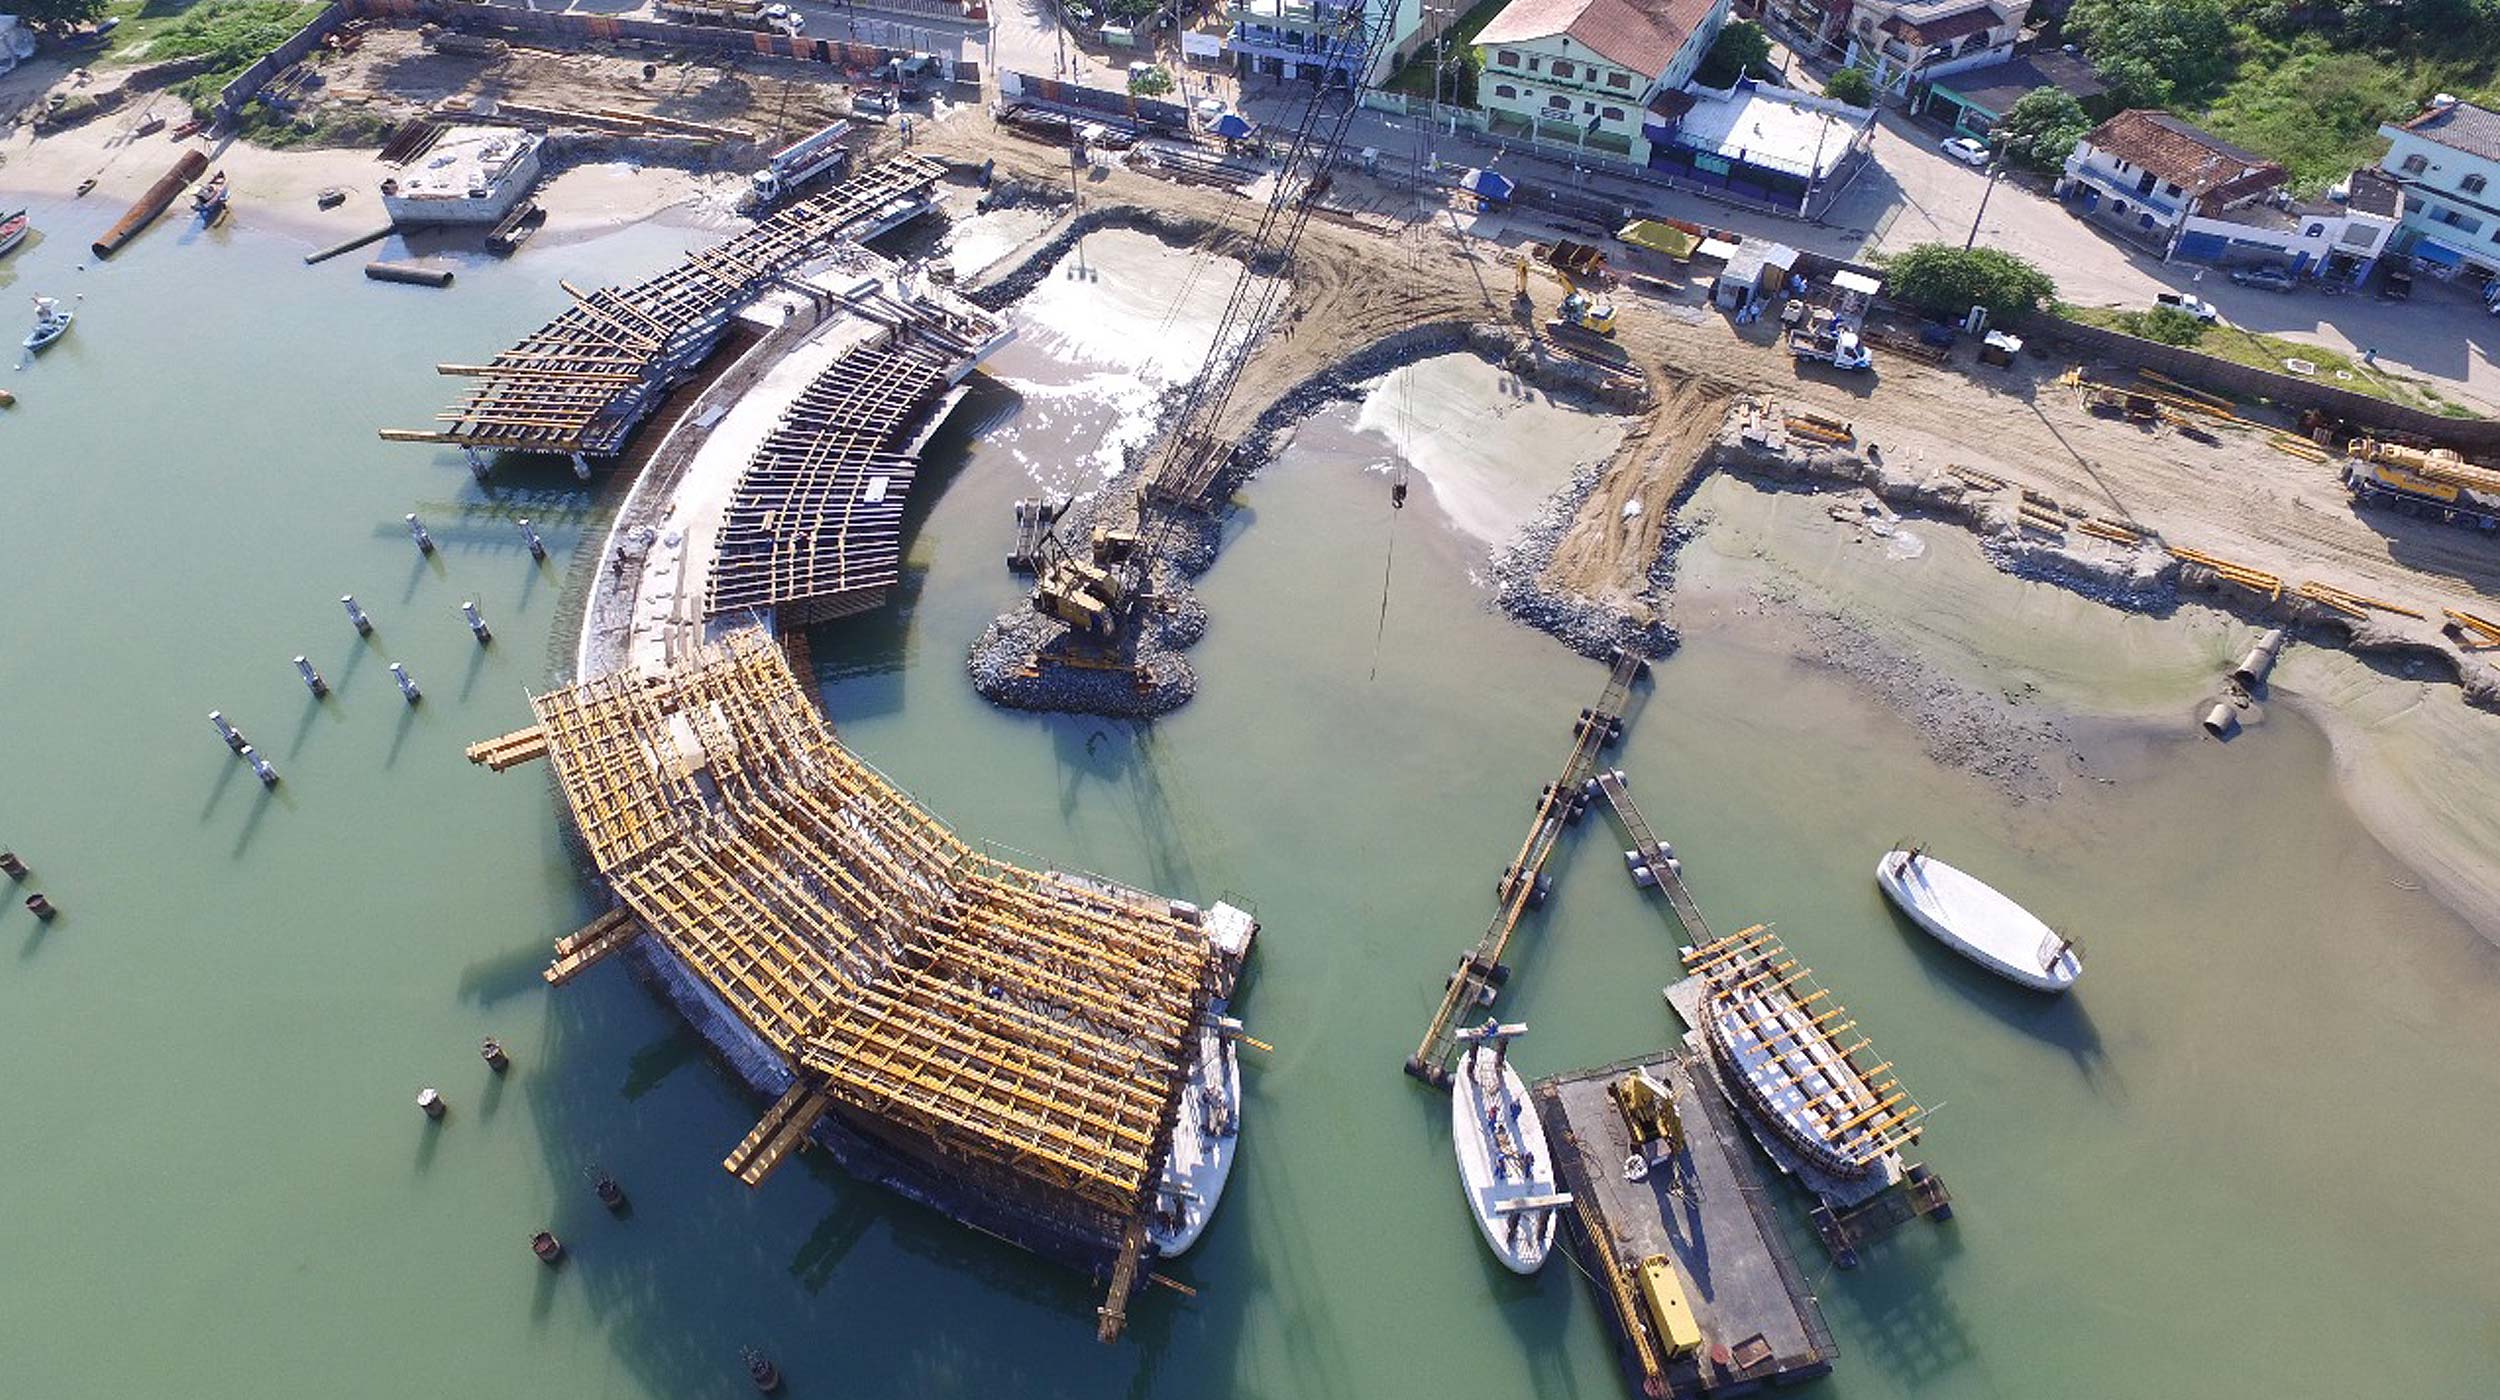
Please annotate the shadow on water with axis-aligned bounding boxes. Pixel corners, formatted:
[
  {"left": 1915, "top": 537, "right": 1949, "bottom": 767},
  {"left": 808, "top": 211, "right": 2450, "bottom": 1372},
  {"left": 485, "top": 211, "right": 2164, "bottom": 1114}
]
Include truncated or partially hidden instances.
[
  {"left": 229, "top": 784, "right": 290, "bottom": 860},
  {"left": 200, "top": 750, "right": 243, "bottom": 821},
  {"left": 1871, "top": 899, "right": 2112, "bottom": 1086}
]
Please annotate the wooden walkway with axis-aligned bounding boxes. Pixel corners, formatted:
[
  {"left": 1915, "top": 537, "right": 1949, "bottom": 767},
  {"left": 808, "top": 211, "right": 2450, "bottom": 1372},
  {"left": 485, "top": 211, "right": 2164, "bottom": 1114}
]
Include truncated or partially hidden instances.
[
  {"left": 384, "top": 155, "right": 946, "bottom": 457},
  {"left": 1405, "top": 649, "right": 1647, "bottom": 1088}
]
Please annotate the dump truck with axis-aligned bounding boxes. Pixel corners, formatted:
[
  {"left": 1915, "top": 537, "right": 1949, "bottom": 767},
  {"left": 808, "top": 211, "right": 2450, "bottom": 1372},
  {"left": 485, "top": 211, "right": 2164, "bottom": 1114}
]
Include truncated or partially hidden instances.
[{"left": 2342, "top": 438, "right": 2500, "bottom": 532}]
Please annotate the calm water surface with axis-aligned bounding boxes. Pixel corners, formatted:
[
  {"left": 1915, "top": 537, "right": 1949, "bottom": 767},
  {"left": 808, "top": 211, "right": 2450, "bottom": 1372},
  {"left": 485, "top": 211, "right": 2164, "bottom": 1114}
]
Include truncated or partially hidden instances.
[{"left": 1, "top": 208, "right": 2495, "bottom": 1398}]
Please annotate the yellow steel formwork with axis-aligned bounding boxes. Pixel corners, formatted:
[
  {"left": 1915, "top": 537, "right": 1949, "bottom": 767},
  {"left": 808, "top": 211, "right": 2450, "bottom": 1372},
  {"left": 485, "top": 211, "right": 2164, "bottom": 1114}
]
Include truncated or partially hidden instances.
[{"left": 509, "top": 630, "right": 1218, "bottom": 1238}]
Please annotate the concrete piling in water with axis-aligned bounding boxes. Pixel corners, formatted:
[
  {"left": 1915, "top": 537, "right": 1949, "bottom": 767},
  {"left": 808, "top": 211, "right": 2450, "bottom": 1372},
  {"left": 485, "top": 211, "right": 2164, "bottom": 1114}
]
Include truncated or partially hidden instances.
[
  {"left": 463, "top": 447, "right": 492, "bottom": 483},
  {"left": 241, "top": 745, "right": 280, "bottom": 788},
  {"left": 2201, "top": 703, "right": 2240, "bottom": 739},
  {"left": 343, "top": 594, "right": 373, "bottom": 636},
  {"left": 0, "top": 851, "right": 26, "bottom": 880},
  {"left": 406, "top": 513, "right": 436, "bottom": 555},
  {"left": 2230, "top": 628, "right": 2289, "bottom": 690},
  {"left": 519, "top": 518, "right": 546, "bottom": 561},
  {"left": 569, "top": 452, "right": 593, "bottom": 482},
  {"left": 26, "top": 892, "right": 57, "bottom": 921},
  {"left": 295, "top": 656, "right": 329, "bottom": 697},
  {"left": 210, "top": 710, "right": 248, "bottom": 753},
  {"left": 391, "top": 663, "right": 422, "bottom": 705},
  {"left": 481, "top": 1037, "right": 510, "bottom": 1072},
  {"left": 417, "top": 1087, "right": 446, "bottom": 1120},
  {"left": 462, "top": 600, "right": 492, "bottom": 645}
]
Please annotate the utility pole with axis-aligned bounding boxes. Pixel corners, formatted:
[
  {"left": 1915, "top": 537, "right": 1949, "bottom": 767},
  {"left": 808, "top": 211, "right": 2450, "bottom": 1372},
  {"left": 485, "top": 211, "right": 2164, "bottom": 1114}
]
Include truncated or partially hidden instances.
[{"left": 1964, "top": 139, "right": 2003, "bottom": 251}]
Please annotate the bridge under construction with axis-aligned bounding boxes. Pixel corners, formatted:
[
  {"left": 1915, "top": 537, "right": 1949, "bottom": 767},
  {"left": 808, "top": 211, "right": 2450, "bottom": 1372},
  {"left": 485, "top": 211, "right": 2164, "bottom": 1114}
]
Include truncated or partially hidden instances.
[{"left": 469, "top": 629, "right": 1256, "bottom": 1340}]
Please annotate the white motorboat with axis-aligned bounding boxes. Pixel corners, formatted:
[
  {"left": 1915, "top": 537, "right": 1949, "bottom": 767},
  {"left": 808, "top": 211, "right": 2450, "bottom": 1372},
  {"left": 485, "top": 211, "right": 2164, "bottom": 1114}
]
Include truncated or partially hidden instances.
[
  {"left": 1877, "top": 847, "right": 2081, "bottom": 993},
  {"left": 1145, "top": 1011, "right": 1242, "bottom": 1257},
  {"left": 23, "top": 295, "right": 73, "bottom": 352},
  {"left": 1450, "top": 1021, "right": 1567, "bottom": 1274}
]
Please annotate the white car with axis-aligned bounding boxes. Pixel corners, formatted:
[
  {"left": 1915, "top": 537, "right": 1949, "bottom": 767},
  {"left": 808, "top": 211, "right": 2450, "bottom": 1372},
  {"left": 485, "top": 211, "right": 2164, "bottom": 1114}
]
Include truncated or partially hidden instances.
[{"left": 1940, "top": 136, "right": 1991, "bottom": 166}]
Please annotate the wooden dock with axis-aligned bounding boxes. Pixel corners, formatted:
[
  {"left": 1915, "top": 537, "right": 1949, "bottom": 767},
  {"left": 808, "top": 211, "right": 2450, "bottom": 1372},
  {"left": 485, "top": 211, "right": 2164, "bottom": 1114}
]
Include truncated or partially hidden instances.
[
  {"left": 1535, "top": 1053, "right": 1835, "bottom": 1398},
  {"left": 1405, "top": 649, "right": 1647, "bottom": 1087}
]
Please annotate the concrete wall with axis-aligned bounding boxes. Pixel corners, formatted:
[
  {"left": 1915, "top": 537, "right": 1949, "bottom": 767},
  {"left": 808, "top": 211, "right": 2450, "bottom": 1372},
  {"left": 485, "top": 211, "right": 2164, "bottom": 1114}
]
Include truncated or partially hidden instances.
[
  {"left": 216, "top": 2, "right": 351, "bottom": 120},
  {"left": 2031, "top": 312, "right": 2500, "bottom": 451}
]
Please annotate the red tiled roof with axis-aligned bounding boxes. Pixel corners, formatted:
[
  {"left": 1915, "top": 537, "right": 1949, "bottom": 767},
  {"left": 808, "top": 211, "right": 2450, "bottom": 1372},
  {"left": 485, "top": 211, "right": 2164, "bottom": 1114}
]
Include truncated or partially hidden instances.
[
  {"left": 1476, "top": 0, "right": 1718, "bottom": 80},
  {"left": 2083, "top": 109, "right": 2285, "bottom": 208}
]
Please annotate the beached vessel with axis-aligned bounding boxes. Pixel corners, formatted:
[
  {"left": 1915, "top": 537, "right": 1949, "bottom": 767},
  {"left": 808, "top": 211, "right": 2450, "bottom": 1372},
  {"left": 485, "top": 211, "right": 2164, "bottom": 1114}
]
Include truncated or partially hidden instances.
[
  {"left": 192, "top": 170, "right": 228, "bottom": 224},
  {"left": 23, "top": 296, "right": 73, "bottom": 352},
  {"left": 1450, "top": 1021, "right": 1567, "bottom": 1274},
  {"left": 1876, "top": 847, "right": 2080, "bottom": 993},
  {"left": 1146, "top": 1011, "right": 1242, "bottom": 1257},
  {"left": 0, "top": 208, "right": 27, "bottom": 257}
]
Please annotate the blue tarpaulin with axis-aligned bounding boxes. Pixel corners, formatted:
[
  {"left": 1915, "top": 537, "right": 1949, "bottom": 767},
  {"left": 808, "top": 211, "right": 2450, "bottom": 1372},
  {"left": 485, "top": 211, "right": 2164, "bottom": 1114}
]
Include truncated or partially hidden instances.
[
  {"left": 1212, "top": 113, "right": 1253, "bottom": 140},
  {"left": 1460, "top": 168, "right": 1515, "bottom": 203}
]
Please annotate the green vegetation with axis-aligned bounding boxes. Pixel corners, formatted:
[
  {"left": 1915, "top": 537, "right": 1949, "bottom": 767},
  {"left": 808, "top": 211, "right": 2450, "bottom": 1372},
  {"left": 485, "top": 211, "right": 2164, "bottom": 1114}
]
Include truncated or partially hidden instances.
[
  {"left": 236, "top": 103, "right": 392, "bottom": 149},
  {"left": 1127, "top": 64, "right": 1174, "bottom": 98},
  {"left": 2056, "top": 301, "right": 2478, "bottom": 414},
  {"left": 13, "top": 0, "right": 111, "bottom": 31},
  {"left": 1695, "top": 20, "right": 1772, "bottom": 90},
  {"left": 1383, "top": 0, "right": 1507, "bottom": 105},
  {"left": 2054, "top": 0, "right": 2500, "bottom": 192},
  {"left": 106, "top": 0, "right": 319, "bottom": 106},
  {"left": 2107, "top": 304, "right": 2212, "bottom": 345},
  {"left": 1993, "top": 89, "right": 2092, "bottom": 172},
  {"left": 1821, "top": 66, "right": 1873, "bottom": 107},
  {"left": 1879, "top": 244, "right": 2058, "bottom": 321}
]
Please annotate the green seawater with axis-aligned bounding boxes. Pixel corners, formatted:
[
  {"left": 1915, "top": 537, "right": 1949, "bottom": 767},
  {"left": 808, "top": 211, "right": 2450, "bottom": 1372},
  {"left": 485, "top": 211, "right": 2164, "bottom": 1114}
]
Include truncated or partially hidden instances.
[{"left": 2, "top": 206, "right": 2497, "bottom": 1399}]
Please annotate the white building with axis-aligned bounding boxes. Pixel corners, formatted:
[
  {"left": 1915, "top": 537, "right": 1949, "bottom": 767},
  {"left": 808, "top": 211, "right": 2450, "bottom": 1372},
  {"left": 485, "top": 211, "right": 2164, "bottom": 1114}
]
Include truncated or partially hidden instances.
[
  {"left": 1472, "top": 0, "right": 1731, "bottom": 160},
  {"left": 2377, "top": 95, "right": 2500, "bottom": 282},
  {"left": 2058, "top": 110, "right": 2394, "bottom": 283},
  {"left": 381, "top": 126, "right": 545, "bottom": 228},
  {"left": 1842, "top": 0, "right": 2028, "bottom": 97},
  {"left": 1227, "top": 0, "right": 1425, "bottom": 87}
]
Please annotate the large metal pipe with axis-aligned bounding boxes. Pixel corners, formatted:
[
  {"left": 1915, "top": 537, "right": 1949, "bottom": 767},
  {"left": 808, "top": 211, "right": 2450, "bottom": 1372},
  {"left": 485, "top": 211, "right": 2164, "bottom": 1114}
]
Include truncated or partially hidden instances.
[
  {"left": 364, "top": 260, "right": 454, "bottom": 288},
  {"left": 2201, "top": 703, "right": 2240, "bottom": 739},
  {"left": 90, "top": 151, "right": 210, "bottom": 259},
  {"left": 2230, "top": 628, "right": 2289, "bottom": 689}
]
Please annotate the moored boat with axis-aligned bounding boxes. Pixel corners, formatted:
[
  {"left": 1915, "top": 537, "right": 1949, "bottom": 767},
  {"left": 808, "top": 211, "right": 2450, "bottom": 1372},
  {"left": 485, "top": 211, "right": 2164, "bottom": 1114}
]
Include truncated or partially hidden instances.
[
  {"left": 0, "top": 208, "right": 28, "bottom": 257},
  {"left": 23, "top": 295, "right": 73, "bottom": 352},
  {"left": 1145, "top": 1008, "right": 1243, "bottom": 1257},
  {"left": 192, "top": 169, "right": 228, "bottom": 224},
  {"left": 1876, "top": 847, "right": 2080, "bottom": 993},
  {"left": 1450, "top": 1020, "right": 1567, "bottom": 1274}
]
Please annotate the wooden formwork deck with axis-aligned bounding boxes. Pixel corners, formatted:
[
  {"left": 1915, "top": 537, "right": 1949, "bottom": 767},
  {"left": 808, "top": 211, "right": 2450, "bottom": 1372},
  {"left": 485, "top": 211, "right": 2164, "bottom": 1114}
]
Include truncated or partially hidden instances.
[
  {"left": 490, "top": 630, "right": 1220, "bottom": 1258},
  {"left": 386, "top": 156, "right": 947, "bottom": 456},
  {"left": 704, "top": 331, "right": 960, "bottom": 620}
]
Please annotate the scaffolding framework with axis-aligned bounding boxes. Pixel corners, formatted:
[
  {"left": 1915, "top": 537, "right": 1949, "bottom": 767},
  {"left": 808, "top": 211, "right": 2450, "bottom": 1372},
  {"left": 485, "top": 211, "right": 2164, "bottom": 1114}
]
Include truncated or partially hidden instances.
[
  {"left": 490, "top": 631, "right": 1223, "bottom": 1275},
  {"left": 385, "top": 156, "right": 948, "bottom": 456}
]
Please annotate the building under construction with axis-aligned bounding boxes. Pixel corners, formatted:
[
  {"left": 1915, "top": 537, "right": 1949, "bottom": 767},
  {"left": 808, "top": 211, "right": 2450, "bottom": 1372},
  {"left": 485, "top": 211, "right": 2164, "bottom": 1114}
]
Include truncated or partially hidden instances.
[{"left": 469, "top": 630, "right": 1257, "bottom": 1339}]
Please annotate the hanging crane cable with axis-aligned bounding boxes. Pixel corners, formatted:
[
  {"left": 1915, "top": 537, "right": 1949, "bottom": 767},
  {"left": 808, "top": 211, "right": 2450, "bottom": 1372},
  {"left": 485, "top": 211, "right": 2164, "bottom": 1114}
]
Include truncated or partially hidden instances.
[{"left": 1370, "top": 231, "right": 1424, "bottom": 681}]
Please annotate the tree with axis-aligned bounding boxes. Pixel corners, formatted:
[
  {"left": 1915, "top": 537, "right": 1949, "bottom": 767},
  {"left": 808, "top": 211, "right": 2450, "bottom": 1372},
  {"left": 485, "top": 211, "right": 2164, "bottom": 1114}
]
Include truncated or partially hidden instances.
[
  {"left": 1128, "top": 65, "right": 1174, "bottom": 98},
  {"left": 1695, "top": 20, "right": 1773, "bottom": 90},
  {"left": 12, "top": 0, "right": 109, "bottom": 30},
  {"left": 1880, "top": 244, "right": 2058, "bottom": 321},
  {"left": 1993, "top": 89, "right": 2092, "bottom": 171},
  {"left": 1822, "top": 66, "right": 1874, "bottom": 107},
  {"left": 2112, "top": 305, "right": 2210, "bottom": 346},
  {"left": 2064, "top": 0, "right": 2236, "bottom": 108}
]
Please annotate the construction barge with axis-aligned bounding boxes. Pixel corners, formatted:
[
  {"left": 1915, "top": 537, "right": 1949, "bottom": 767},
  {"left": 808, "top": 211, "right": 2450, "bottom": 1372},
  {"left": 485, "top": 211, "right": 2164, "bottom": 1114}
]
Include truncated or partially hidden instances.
[{"left": 471, "top": 632, "right": 1258, "bottom": 1340}]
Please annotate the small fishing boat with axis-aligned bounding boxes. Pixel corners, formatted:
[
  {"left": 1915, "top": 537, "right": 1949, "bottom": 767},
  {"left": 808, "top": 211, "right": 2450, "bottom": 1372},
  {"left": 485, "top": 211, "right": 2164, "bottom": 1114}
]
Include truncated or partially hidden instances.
[
  {"left": 315, "top": 186, "right": 348, "bottom": 210},
  {"left": 1450, "top": 1020, "right": 1568, "bottom": 1274},
  {"left": 1876, "top": 847, "right": 2081, "bottom": 993},
  {"left": 23, "top": 295, "right": 73, "bottom": 352},
  {"left": 1145, "top": 1010, "right": 1243, "bottom": 1257},
  {"left": 0, "top": 208, "right": 28, "bottom": 257},
  {"left": 75, "top": 178, "right": 98, "bottom": 198},
  {"left": 192, "top": 169, "right": 228, "bottom": 224}
]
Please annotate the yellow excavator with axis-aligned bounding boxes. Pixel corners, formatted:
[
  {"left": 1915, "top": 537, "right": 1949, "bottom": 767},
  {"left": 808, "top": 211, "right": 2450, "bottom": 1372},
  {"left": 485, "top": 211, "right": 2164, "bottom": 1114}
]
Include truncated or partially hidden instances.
[{"left": 1514, "top": 239, "right": 1618, "bottom": 336}]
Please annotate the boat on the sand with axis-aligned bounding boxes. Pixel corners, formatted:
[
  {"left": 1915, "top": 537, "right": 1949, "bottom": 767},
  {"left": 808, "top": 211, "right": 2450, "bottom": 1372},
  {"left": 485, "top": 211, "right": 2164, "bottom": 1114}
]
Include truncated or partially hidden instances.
[
  {"left": 1450, "top": 1020, "right": 1567, "bottom": 1274},
  {"left": 1876, "top": 847, "right": 2081, "bottom": 993}
]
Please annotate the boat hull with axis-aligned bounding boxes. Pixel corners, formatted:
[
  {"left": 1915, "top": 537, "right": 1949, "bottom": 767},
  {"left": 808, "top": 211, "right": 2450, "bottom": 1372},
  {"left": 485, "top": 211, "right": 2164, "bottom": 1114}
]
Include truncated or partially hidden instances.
[
  {"left": 1145, "top": 1017, "right": 1241, "bottom": 1258},
  {"left": 1876, "top": 850, "right": 2079, "bottom": 992},
  {"left": 1451, "top": 1045, "right": 1559, "bottom": 1274},
  {"left": 0, "top": 211, "right": 27, "bottom": 257},
  {"left": 23, "top": 313, "right": 70, "bottom": 352}
]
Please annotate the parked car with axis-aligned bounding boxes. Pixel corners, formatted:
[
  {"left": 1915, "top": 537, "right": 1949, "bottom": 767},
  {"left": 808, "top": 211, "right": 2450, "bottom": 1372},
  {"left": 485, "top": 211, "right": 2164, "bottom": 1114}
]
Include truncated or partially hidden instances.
[
  {"left": 2155, "top": 291, "right": 2221, "bottom": 322},
  {"left": 851, "top": 88, "right": 898, "bottom": 121},
  {"left": 2230, "top": 267, "right": 2296, "bottom": 291},
  {"left": 1940, "top": 136, "right": 1991, "bottom": 167},
  {"left": 2380, "top": 267, "right": 2414, "bottom": 300}
]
